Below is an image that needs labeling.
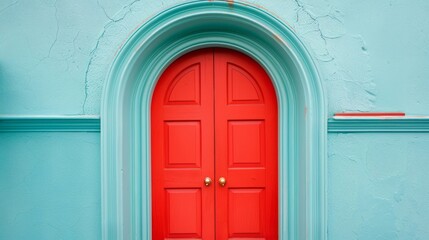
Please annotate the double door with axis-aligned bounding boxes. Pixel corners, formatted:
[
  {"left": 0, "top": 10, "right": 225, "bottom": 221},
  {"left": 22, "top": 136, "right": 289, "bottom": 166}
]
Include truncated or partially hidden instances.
[{"left": 151, "top": 48, "right": 278, "bottom": 239}]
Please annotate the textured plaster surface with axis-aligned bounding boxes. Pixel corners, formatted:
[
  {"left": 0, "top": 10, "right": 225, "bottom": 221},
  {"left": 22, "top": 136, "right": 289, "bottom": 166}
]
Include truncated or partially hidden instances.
[
  {"left": 0, "top": 0, "right": 107, "bottom": 114},
  {"left": 329, "top": 134, "right": 429, "bottom": 239},
  {"left": 0, "top": 132, "right": 101, "bottom": 239},
  {"left": 1, "top": 0, "right": 429, "bottom": 114}
]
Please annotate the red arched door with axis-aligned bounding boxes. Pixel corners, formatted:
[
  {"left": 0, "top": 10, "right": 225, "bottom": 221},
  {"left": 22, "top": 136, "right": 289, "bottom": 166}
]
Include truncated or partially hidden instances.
[{"left": 151, "top": 48, "right": 278, "bottom": 240}]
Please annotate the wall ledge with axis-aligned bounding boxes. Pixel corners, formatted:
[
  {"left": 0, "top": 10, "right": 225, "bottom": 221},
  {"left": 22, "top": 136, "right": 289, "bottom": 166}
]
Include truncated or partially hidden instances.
[
  {"left": 0, "top": 115, "right": 100, "bottom": 132},
  {"left": 2, "top": 116, "right": 429, "bottom": 133},
  {"left": 328, "top": 117, "right": 429, "bottom": 133}
]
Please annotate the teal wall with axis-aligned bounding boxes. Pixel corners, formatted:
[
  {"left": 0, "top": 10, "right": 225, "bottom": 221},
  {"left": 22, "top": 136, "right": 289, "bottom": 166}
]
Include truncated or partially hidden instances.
[
  {"left": 1, "top": 0, "right": 428, "bottom": 239},
  {"left": 329, "top": 134, "right": 429, "bottom": 239},
  {"left": 0, "top": 133, "right": 100, "bottom": 239}
]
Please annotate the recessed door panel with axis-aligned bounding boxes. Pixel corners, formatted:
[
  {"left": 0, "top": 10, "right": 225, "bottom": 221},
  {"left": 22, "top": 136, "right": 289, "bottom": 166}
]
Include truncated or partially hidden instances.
[
  {"left": 151, "top": 48, "right": 278, "bottom": 240},
  {"left": 166, "top": 188, "right": 202, "bottom": 237},
  {"left": 228, "top": 120, "right": 265, "bottom": 167},
  {"left": 166, "top": 63, "right": 201, "bottom": 105},
  {"left": 164, "top": 121, "right": 201, "bottom": 168},
  {"left": 228, "top": 188, "right": 266, "bottom": 236},
  {"left": 228, "top": 63, "right": 263, "bottom": 104}
]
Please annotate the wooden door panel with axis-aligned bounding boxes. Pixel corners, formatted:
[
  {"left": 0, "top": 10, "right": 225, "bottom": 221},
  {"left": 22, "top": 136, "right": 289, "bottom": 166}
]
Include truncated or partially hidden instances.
[
  {"left": 152, "top": 49, "right": 215, "bottom": 240},
  {"left": 227, "top": 63, "right": 264, "bottom": 104},
  {"left": 228, "top": 188, "right": 266, "bottom": 236},
  {"left": 228, "top": 120, "right": 266, "bottom": 167},
  {"left": 165, "top": 63, "right": 202, "bottom": 105},
  {"left": 166, "top": 188, "right": 202, "bottom": 236},
  {"left": 164, "top": 121, "right": 201, "bottom": 168},
  {"left": 215, "top": 48, "right": 278, "bottom": 240}
]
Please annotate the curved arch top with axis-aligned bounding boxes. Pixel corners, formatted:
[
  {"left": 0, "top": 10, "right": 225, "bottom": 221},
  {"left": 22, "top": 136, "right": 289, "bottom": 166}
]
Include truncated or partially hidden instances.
[{"left": 101, "top": 1, "right": 327, "bottom": 240}]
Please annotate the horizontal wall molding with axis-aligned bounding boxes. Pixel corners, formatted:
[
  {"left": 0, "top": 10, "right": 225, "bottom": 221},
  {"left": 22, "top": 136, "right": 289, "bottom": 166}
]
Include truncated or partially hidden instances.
[
  {"left": 0, "top": 115, "right": 100, "bottom": 132},
  {"left": 328, "top": 118, "right": 429, "bottom": 133},
  {"left": 2, "top": 116, "right": 429, "bottom": 133}
]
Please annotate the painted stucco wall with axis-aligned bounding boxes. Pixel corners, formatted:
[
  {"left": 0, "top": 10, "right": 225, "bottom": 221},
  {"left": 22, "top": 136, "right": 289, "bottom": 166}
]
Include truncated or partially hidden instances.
[
  {"left": 1, "top": 0, "right": 428, "bottom": 239},
  {"left": 328, "top": 134, "right": 429, "bottom": 239},
  {"left": 0, "top": 133, "right": 101, "bottom": 239}
]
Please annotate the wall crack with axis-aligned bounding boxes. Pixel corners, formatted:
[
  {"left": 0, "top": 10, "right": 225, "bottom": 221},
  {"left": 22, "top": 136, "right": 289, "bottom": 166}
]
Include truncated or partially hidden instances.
[
  {"left": 293, "top": 0, "right": 344, "bottom": 62},
  {"left": 83, "top": 0, "right": 141, "bottom": 113},
  {"left": 0, "top": 0, "right": 19, "bottom": 15}
]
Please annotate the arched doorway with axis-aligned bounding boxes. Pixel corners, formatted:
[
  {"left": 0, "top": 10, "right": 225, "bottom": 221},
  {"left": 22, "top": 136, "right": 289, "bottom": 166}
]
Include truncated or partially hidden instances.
[
  {"left": 151, "top": 48, "right": 278, "bottom": 239},
  {"left": 101, "top": 2, "right": 326, "bottom": 240}
]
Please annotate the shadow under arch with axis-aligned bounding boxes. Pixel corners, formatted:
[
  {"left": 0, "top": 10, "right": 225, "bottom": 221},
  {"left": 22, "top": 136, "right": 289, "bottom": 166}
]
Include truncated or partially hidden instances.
[{"left": 101, "top": 1, "right": 327, "bottom": 239}]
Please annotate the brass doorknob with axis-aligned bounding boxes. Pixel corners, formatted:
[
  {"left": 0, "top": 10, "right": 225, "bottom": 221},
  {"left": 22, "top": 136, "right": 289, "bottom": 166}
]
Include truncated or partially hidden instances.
[
  {"left": 218, "top": 177, "right": 226, "bottom": 187},
  {"left": 204, "top": 177, "right": 212, "bottom": 186}
]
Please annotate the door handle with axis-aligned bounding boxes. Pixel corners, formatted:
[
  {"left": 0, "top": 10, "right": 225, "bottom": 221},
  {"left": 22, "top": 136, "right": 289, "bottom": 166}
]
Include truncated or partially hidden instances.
[
  {"left": 204, "top": 177, "right": 212, "bottom": 186},
  {"left": 218, "top": 177, "right": 226, "bottom": 187}
]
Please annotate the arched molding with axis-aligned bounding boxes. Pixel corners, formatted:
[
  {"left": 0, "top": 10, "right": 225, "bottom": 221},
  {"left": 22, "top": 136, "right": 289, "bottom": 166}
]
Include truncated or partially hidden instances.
[{"left": 101, "top": 1, "right": 327, "bottom": 239}]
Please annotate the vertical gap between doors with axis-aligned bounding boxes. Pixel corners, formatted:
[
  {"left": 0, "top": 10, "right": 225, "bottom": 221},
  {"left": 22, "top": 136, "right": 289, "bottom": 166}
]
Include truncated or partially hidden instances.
[{"left": 212, "top": 47, "right": 217, "bottom": 240}]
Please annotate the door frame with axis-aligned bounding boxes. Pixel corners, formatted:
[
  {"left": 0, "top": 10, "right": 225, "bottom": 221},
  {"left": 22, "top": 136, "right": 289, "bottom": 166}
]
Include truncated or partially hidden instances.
[{"left": 101, "top": 1, "right": 327, "bottom": 240}]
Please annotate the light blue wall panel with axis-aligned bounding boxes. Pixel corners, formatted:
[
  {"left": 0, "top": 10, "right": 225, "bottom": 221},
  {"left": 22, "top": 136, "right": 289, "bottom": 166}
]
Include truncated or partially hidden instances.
[
  {"left": 328, "top": 134, "right": 429, "bottom": 239},
  {"left": 0, "top": 133, "right": 100, "bottom": 239},
  {"left": 0, "top": 0, "right": 184, "bottom": 114},
  {"left": 2, "top": 0, "right": 429, "bottom": 115},
  {"left": 0, "top": 0, "right": 109, "bottom": 114},
  {"left": 331, "top": 0, "right": 429, "bottom": 115}
]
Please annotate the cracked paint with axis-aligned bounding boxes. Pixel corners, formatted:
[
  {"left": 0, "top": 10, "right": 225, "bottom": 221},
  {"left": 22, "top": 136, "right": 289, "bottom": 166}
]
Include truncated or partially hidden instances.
[
  {"left": 0, "top": 0, "right": 385, "bottom": 115},
  {"left": 0, "top": 0, "right": 19, "bottom": 15},
  {"left": 83, "top": 0, "right": 356, "bottom": 113},
  {"left": 1, "top": 0, "right": 428, "bottom": 116},
  {"left": 97, "top": 0, "right": 114, "bottom": 21},
  {"left": 82, "top": 0, "right": 144, "bottom": 114},
  {"left": 47, "top": 0, "right": 59, "bottom": 59},
  {"left": 290, "top": 0, "right": 376, "bottom": 114},
  {"left": 323, "top": 33, "right": 376, "bottom": 114},
  {"left": 0, "top": 0, "right": 114, "bottom": 114},
  {"left": 293, "top": 0, "right": 337, "bottom": 62}
]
